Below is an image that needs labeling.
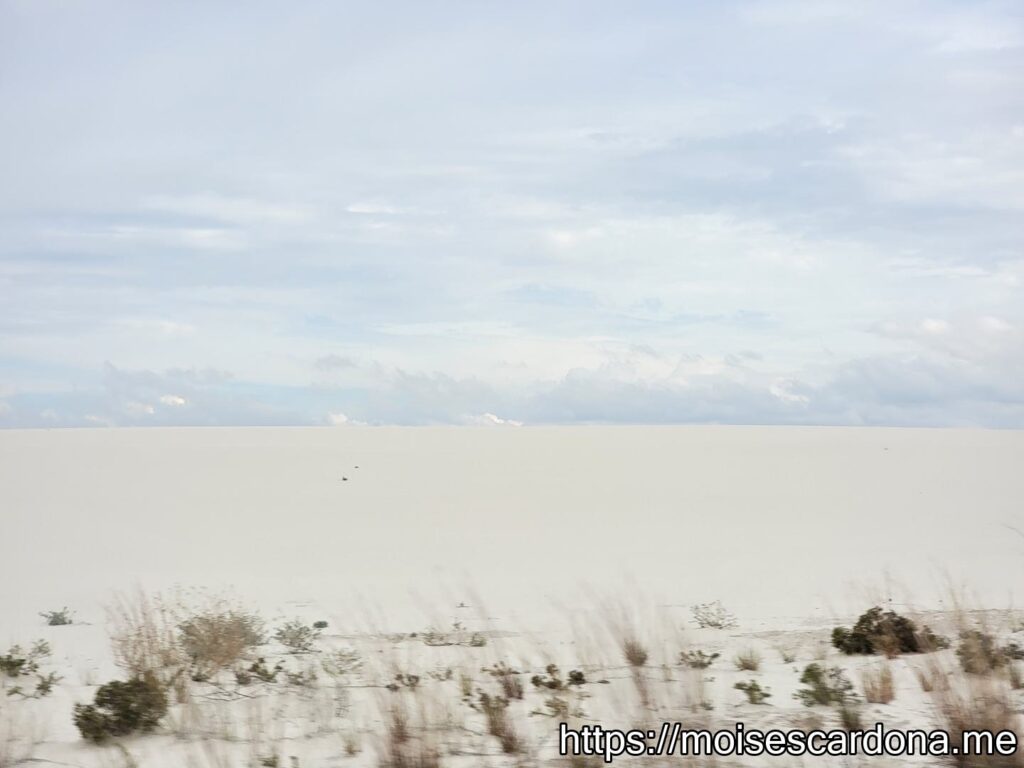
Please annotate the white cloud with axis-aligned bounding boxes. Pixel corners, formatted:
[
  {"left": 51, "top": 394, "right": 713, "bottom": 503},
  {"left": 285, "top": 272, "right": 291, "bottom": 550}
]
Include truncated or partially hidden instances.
[
  {"left": 470, "top": 413, "right": 524, "bottom": 427},
  {"left": 159, "top": 394, "right": 187, "bottom": 407}
]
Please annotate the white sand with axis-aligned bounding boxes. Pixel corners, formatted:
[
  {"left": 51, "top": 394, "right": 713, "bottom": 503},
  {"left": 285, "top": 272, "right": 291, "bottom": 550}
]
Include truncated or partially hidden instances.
[
  {"left": 1, "top": 426, "right": 1023, "bottom": 766},
  {"left": 2, "top": 426, "right": 1022, "bottom": 620}
]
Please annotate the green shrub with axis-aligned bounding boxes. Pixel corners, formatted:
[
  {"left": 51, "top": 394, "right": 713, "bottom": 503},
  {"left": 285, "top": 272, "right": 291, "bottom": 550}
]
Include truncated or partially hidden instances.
[
  {"left": 795, "top": 664, "right": 857, "bottom": 707},
  {"left": 72, "top": 674, "right": 168, "bottom": 742},
  {"left": 273, "top": 620, "right": 321, "bottom": 653},
  {"left": 831, "top": 607, "right": 939, "bottom": 656},
  {"left": 40, "top": 607, "right": 74, "bottom": 626},
  {"left": 735, "top": 680, "right": 771, "bottom": 704},
  {"left": 0, "top": 640, "right": 50, "bottom": 678},
  {"left": 531, "top": 664, "right": 581, "bottom": 690},
  {"left": 312, "top": 620, "right": 328, "bottom": 630},
  {"left": 679, "top": 650, "right": 720, "bottom": 669}
]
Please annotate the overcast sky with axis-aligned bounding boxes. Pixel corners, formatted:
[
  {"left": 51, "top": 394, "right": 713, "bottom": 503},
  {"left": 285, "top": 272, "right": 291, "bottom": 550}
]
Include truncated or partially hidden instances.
[{"left": 2, "top": 0, "right": 1023, "bottom": 427}]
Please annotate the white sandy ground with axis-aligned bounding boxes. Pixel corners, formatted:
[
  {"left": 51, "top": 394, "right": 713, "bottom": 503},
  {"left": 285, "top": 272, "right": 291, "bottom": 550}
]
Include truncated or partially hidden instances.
[{"left": 1, "top": 426, "right": 1023, "bottom": 766}]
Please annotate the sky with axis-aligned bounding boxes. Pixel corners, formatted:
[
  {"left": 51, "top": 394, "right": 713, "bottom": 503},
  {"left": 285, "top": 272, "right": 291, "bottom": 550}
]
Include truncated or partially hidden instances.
[{"left": 1, "top": 0, "right": 1023, "bottom": 428}]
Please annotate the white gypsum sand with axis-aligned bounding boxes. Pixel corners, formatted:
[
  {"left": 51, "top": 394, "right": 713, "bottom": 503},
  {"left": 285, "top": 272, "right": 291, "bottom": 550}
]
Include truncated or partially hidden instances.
[{"left": 0, "top": 426, "right": 1022, "bottom": 766}]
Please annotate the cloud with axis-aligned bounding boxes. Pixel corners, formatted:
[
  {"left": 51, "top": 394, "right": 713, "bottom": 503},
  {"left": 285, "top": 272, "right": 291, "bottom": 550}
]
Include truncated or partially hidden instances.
[{"left": 1, "top": 1, "right": 1022, "bottom": 429}]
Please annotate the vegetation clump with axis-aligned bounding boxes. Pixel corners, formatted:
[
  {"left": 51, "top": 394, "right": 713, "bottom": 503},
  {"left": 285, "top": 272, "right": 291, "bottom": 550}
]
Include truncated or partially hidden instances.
[
  {"left": 795, "top": 664, "right": 857, "bottom": 707},
  {"left": 680, "top": 650, "right": 720, "bottom": 669},
  {"left": 530, "top": 664, "right": 586, "bottom": 691},
  {"left": 956, "top": 630, "right": 1017, "bottom": 675},
  {"left": 40, "top": 607, "right": 74, "bottom": 626},
  {"left": 691, "top": 600, "right": 737, "bottom": 629},
  {"left": 735, "top": 679, "right": 771, "bottom": 704},
  {"left": 72, "top": 673, "right": 168, "bottom": 742},
  {"left": 274, "top": 620, "right": 321, "bottom": 653},
  {"left": 831, "top": 606, "right": 945, "bottom": 656},
  {"left": 179, "top": 608, "right": 265, "bottom": 679},
  {"left": 0, "top": 640, "right": 50, "bottom": 679}
]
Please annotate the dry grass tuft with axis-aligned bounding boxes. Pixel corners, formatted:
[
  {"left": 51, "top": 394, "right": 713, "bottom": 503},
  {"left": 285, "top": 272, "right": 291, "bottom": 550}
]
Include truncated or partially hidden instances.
[
  {"left": 734, "top": 648, "right": 761, "bottom": 671},
  {"left": 377, "top": 700, "right": 442, "bottom": 768},
  {"left": 622, "top": 638, "right": 649, "bottom": 668},
  {"left": 932, "top": 674, "right": 1024, "bottom": 767},
  {"left": 106, "top": 588, "right": 188, "bottom": 696},
  {"left": 861, "top": 662, "right": 895, "bottom": 703}
]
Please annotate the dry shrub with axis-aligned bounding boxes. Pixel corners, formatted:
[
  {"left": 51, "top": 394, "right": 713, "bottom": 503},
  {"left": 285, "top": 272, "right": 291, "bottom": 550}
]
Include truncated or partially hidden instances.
[
  {"left": 622, "top": 638, "right": 649, "bottom": 668},
  {"left": 179, "top": 608, "right": 264, "bottom": 678},
  {"left": 931, "top": 674, "right": 1024, "bottom": 767},
  {"left": 861, "top": 663, "right": 895, "bottom": 704},
  {"left": 734, "top": 648, "right": 761, "bottom": 671}
]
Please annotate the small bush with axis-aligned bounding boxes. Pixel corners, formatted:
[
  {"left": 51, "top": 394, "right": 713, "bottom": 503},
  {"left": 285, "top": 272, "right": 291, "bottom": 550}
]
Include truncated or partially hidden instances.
[
  {"left": 321, "top": 648, "right": 362, "bottom": 679},
  {"left": 0, "top": 640, "right": 50, "bottom": 678},
  {"left": 734, "top": 680, "right": 771, "bottom": 704},
  {"left": 795, "top": 664, "right": 857, "bottom": 707},
  {"left": 734, "top": 649, "right": 761, "bottom": 671},
  {"left": 40, "top": 607, "right": 74, "bottom": 626},
  {"left": 312, "top": 620, "right": 328, "bottom": 630},
  {"left": 487, "top": 663, "right": 524, "bottom": 699},
  {"left": 72, "top": 674, "right": 168, "bottom": 743},
  {"left": 179, "top": 609, "right": 265, "bottom": 678},
  {"left": 622, "top": 638, "right": 648, "bottom": 668},
  {"left": 956, "top": 630, "right": 1008, "bottom": 675},
  {"left": 680, "top": 650, "right": 720, "bottom": 669},
  {"left": 691, "top": 601, "right": 737, "bottom": 629},
  {"left": 274, "top": 620, "right": 321, "bottom": 653},
  {"left": 861, "top": 664, "right": 895, "bottom": 704}
]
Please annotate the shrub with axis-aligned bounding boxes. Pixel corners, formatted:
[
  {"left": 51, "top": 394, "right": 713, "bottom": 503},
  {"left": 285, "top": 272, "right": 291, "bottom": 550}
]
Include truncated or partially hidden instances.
[
  {"left": 0, "top": 641, "right": 49, "bottom": 679},
  {"left": 40, "top": 608, "right": 74, "bottom": 626},
  {"left": 487, "top": 663, "right": 524, "bottom": 699},
  {"left": 72, "top": 674, "right": 168, "bottom": 742},
  {"left": 679, "top": 650, "right": 720, "bottom": 669},
  {"left": 861, "top": 663, "right": 895, "bottom": 704},
  {"left": 622, "top": 638, "right": 648, "bottom": 668},
  {"left": 831, "top": 606, "right": 936, "bottom": 657},
  {"left": 691, "top": 601, "right": 737, "bottom": 629},
  {"left": 179, "top": 609, "right": 265, "bottom": 678},
  {"left": 312, "top": 620, "right": 328, "bottom": 630},
  {"left": 321, "top": 648, "right": 362, "bottom": 679},
  {"left": 679, "top": 651, "right": 720, "bottom": 671},
  {"left": 795, "top": 664, "right": 857, "bottom": 707},
  {"left": 274, "top": 620, "right": 321, "bottom": 653},
  {"left": 734, "top": 649, "right": 761, "bottom": 671},
  {"left": 236, "top": 657, "right": 283, "bottom": 685},
  {"left": 734, "top": 680, "right": 771, "bottom": 704},
  {"left": 956, "top": 630, "right": 1008, "bottom": 675}
]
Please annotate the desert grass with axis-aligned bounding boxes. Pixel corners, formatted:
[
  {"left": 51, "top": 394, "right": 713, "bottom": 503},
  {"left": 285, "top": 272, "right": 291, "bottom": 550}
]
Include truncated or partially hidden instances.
[
  {"left": 106, "top": 587, "right": 187, "bottom": 693},
  {"left": 777, "top": 645, "right": 798, "bottom": 663},
  {"left": 733, "top": 648, "right": 761, "bottom": 671},
  {"left": 861, "top": 662, "right": 895, "bottom": 703},
  {"left": 376, "top": 698, "right": 443, "bottom": 768},
  {"left": 931, "top": 674, "right": 1024, "bottom": 767}
]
